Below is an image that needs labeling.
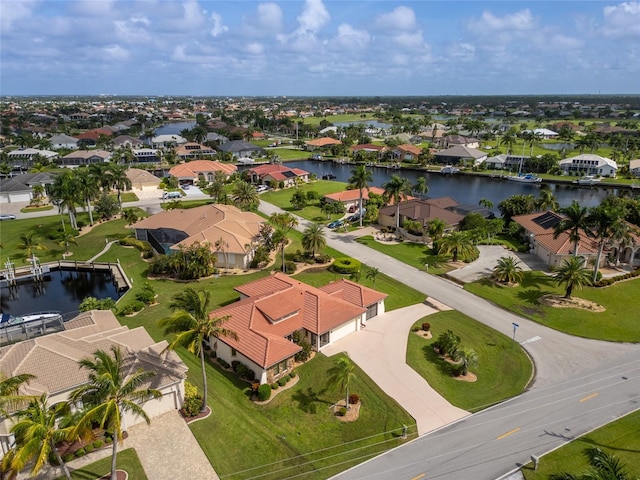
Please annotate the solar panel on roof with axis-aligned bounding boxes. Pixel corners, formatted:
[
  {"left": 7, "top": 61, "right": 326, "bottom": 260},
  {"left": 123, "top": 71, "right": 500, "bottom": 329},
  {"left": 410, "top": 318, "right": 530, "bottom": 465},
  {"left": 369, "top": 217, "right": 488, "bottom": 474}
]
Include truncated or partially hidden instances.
[
  {"left": 533, "top": 211, "right": 561, "bottom": 229},
  {"left": 282, "top": 171, "right": 296, "bottom": 178}
]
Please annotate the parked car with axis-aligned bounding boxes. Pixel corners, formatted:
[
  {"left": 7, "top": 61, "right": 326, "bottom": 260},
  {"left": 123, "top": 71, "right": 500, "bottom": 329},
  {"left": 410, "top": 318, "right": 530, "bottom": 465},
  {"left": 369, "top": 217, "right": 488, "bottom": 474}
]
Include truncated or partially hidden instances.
[
  {"left": 0, "top": 214, "right": 16, "bottom": 221},
  {"left": 256, "top": 184, "right": 269, "bottom": 192},
  {"left": 162, "top": 191, "right": 182, "bottom": 199},
  {"left": 327, "top": 220, "right": 344, "bottom": 229}
]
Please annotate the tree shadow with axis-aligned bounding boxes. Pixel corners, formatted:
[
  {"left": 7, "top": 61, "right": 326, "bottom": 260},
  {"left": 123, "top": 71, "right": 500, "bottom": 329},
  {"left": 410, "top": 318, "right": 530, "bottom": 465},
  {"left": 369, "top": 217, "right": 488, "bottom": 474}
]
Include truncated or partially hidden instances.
[
  {"left": 291, "top": 386, "right": 330, "bottom": 414},
  {"left": 516, "top": 289, "right": 551, "bottom": 305},
  {"left": 421, "top": 345, "right": 456, "bottom": 377},
  {"left": 521, "top": 271, "right": 555, "bottom": 289},
  {"left": 578, "top": 435, "right": 640, "bottom": 454}
]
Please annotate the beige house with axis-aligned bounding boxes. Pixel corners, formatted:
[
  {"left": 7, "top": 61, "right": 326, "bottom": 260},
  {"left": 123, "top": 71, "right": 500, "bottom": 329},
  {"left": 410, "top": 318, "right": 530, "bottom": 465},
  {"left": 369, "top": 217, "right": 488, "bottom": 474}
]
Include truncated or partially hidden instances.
[
  {"left": 131, "top": 204, "right": 265, "bottom": 269},
  {"left": 0, "top": 310, "right": 187, "bottom": 458},
  {"left": 126, "top": 168, "right": 162, "bottom": 191}
]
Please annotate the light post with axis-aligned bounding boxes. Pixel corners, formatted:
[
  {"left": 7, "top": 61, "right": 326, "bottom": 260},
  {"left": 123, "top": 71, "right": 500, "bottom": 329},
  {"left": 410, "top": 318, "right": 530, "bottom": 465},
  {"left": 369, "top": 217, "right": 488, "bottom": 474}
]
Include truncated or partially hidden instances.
[{"left": 512, "top": 322, "right": 519, "bottom": 341}]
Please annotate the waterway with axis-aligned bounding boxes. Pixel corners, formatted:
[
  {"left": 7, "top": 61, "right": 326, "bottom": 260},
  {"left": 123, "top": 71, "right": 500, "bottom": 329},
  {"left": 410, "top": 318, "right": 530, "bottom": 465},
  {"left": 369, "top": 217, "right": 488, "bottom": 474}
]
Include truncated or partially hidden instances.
[
  {"left": 285, "top": 160, "right": 618, "bottom": 211},
  {"left": 1, "top": 268, "right": 121, "bottom": 317},
  {"left": 154, "top": 121, "right": 196, "bottom": 136}
]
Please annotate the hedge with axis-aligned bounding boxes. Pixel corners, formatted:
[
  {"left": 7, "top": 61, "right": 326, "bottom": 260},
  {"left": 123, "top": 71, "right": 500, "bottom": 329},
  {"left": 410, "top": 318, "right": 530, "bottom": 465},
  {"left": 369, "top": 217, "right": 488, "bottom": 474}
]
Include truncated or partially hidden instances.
[
  {"left": 332, "top": 257, "right": 362, "bottom": 274},
  {"left": 257, "top": 384, "right": 271, "bottom": 401}
]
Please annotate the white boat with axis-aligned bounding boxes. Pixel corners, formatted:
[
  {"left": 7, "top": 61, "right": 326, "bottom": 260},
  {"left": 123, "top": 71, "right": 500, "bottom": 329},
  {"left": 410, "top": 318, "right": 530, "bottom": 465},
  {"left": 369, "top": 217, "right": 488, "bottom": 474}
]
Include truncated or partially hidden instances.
[
  {"left": 440, "top": 165, "right": 460, "bottom": 175},
  {"left": 1, "top": 311, "right": 64, "bottom": 344},
  {"left": 575, "top": 175, "right": 601, "bottom": 186},
  {"left": 506, "top": 173, "right": 542, "bottom": 184}
]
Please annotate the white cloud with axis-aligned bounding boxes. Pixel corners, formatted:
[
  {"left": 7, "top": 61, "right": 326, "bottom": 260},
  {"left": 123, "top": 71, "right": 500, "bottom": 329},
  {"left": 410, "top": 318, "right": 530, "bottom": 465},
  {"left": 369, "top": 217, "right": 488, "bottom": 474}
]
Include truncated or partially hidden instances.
[
  {"left": 242, "top": 3, "right": 284, "bottom": 36},
  {"left": 468, "top": 9, "right": 536, "bottom": 34},
  {"left": 391, "top": 31, "right": 425, "bottom": 49},
  {"left": 114, "top": 16, "right": 152, "bottom": 44},
  {"left": 1, "top": 0, "right": 39, "bottom": 32},
  {"left": 182, "top": 0, "right": 206, "bottom": 29},
  {"left": 297, "top": 0, "right": 330, "bottom": 33},
  {"left": 331, "top": 23, "right": 370, "bottom": 50},
  {"left": 71, "top": 0, "right": 115, "bottom": 17},
  {"left": 602, "top": 2, "right": 640, "bottom": 37},
  {"left": 103, "top": 44, "right": 130, "bottom": 61},
  {"left": 375, "top": 6, "right": 417, "bottom": 32},
  {"left": 245, "top": 42, "right": 264, "bottom": 55},
  {"left": 210, "top": 12, "right": 228, "bottom": 37}
]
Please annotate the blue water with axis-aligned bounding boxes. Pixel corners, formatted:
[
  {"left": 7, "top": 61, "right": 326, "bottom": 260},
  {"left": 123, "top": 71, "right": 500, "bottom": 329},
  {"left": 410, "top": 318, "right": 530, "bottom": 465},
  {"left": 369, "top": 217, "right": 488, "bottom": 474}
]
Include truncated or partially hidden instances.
[
  {"left": 154, "top": 121, "right": 196, "bottom": 136},
  {"left": 284, "top": 160, "right": 616, "bottom": 212},
  {"left": 333, "top": 120, "right": 393, "bottom": 129},
  {"left": 1, "top": 268, "right": 122, "bottom": 317}
]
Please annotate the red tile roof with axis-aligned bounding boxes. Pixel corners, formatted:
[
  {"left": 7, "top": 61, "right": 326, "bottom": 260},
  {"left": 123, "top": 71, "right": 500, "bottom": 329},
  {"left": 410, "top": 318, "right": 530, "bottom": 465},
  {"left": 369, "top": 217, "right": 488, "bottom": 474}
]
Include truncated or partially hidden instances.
[
  {"left": 305, "top": 137, "right": 342, "bottom": 147},
  {"left": 169, "top": 160, "right": 237, "bottom": 179},
  {"left": 324, "top": 187, "right": 386, "bottom": 203}
]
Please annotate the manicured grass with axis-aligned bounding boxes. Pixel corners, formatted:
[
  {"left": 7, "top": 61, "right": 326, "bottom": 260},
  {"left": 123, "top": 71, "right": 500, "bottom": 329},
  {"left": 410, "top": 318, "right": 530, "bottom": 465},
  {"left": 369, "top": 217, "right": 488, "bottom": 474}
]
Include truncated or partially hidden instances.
[
  {"left": 465, "top": 272, "right": 640, "bottom": 342},
  {"left": 54, "top": 448, "right": 147, "bottom": 480},
  {"left": 356, "top": 235, "right": 455, "bottom": 275},
  {"left": 113, "top": 192, "right": 139, "bottom": 203},
  {"left": 521, "top": 410, "right": 640, "bottom": 479},
  {"left": 271, "top": 147, "right": 313, "bottom": 160},
  {"left": 301, "top": 114, "right": 379, "bottom": 126},
  {"left": 260, "top": 180, "right": 347, "bottom": 221},
  {"left": 188, "top": 352, "right": 415, "bottom": 480},
  {"left": 160, "top": 198, "right": 215, "bottom": 210},
  {"left": 20, "top": 205, "right": 54, "bottom": 212},
  {"left": 406, "top": 311, "right": 533, "bottom": 411}
]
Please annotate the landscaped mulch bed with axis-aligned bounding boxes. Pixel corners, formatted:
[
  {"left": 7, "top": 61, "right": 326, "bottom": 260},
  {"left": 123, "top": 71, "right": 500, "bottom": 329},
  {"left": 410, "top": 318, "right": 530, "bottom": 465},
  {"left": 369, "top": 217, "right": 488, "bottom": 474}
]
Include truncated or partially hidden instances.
[
  {"left": 98, "top": 469, "right": 128, "bottom": 480},
  {"left": 183, "top": 406, "right": 211, "bottom": 424}
]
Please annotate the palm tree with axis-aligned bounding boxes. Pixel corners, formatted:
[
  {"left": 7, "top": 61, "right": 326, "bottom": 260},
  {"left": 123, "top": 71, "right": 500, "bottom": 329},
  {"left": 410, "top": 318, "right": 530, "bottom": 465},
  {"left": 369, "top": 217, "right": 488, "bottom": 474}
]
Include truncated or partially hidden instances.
[
  {"left": 232, "top": 181, "right": 259, "bottom": 211},
  {"left": 75, "top": 168, "right": 99, "bottom": 226},
  {"left": 537, "top": 187, "right": 559, "bottom": 212},
  {"left": 70, "top": 346, "right": 161, "bottom": 480},
  {"left": 499, "top": 129, "right": 517, "bottom": 155},
  {"left": 554, "top": 201, "right": 591, "bottom": 257},
  {"left": 427, "top": 218, "right": 447, "bottom": 242},
  {"left": 413, "top": 176, "right": 429, "bottom": 197},
  {"left": 18, "top": 232, "right": 46, "bottom": 261},
  {"left": 550, "top": 447, "right": 632, "bottom": 480},
  {"left": 479, "top": 198, "right": 494, "bottom": 210},
  {"left": 269, "top": 212, "right": 298, "bottom": 271},
  {"left": 301, "top": 222, "right": 326, "bottom": 258},
  {"left": 348, "top": 165, "right": 373, "bottom": 227},
  {"left": 58, "top": 231, "right": 78, "bottom": 254},
  {"left": 160, "top": 288, "right": 237, "bottom": 413},
  {"left": 106, "top": 163, "right": 132, "bottom": 209},
  {"left": 439, "top": 231, "right": 475, "bottom": 262},
  {"left": 5, "top": 394, "right": 73, "bottom": 480},
  {"left": 366, "top": 267, "right": 380, "bottom": 289},
  {"left": 122, "top": 208, "right": 139, "bottom": 225},
  {"left": 214, "top": 237, "right": 229, "bottom": 271},
  {"left": 492, "top": 256, "right": 524, "bottom": 284},
  {"left": 452, "top": 347, "right": 478, "bottom": 376},
  {"left": 587, "top": 204, "right": 627, "bottom": 282},
  {"left": 383, "top": 174, "right": 412, "bottom": 230},
  {"left": 554, "top": 256, "right": 592, "bottom": 298},
  {"left": 0, "top": 373, "right": 35, "bottom": 416},
  {"left": 327, "top": 356, "right": 356, "bottom": 410},
  {"left": 50, "top": 170, "right": 80, "bottom": 230}
]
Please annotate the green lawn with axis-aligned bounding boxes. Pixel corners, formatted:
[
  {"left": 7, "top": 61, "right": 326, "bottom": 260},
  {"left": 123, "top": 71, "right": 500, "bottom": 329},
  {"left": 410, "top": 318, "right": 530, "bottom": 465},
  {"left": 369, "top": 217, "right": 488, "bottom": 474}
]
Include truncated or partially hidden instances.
[
  {"left": 522, "top": 410, "right": 640, "bottom": 479},
  {"left": 260, "top": 180, "right": 347, "bottom": 221},
  {"left": 188, "top": 352, "right": 415, "bottom": 480},
  {"left": 20, "top": 205, "right": 54, "bottom": 213},
  {"left": 271, "top": 147, "right": 313, "bottom": 160},
  {"left": 55, "top": 448, "right": 147, "bottom": 480},
  {"left": 301, "top": 114, "right": 379, "bottom": 127},
  {"left": 465, "top": 272, "right": 640, "bottom": 342},
  {"left": 116, "top": 192, "right": 139, "bottom": 203},
  {"left": 406, "top": 311, "right": 533, "bottom": 411},
  {"left": 356, "top": 235, "right": 455, "bottom": 275}
]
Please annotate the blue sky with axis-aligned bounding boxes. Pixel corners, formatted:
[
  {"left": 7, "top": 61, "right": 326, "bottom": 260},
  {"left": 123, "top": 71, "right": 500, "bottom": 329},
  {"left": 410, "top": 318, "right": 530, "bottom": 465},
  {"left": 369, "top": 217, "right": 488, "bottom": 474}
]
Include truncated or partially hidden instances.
[{"left": 1, "top": 0, "right": 639, "bottom": 96}]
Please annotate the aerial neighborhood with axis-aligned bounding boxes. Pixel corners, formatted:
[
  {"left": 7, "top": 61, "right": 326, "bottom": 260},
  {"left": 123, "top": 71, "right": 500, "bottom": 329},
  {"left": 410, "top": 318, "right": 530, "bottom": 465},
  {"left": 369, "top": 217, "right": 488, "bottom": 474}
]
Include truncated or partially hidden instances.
[{"left": 1, "top": 95, "right": 640, "bottom": 480}]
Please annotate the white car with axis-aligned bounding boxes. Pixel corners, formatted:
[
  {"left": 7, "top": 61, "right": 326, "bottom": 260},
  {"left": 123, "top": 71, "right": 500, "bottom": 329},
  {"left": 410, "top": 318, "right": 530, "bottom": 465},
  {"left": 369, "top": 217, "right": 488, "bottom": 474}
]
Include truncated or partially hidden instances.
[{"left": 256, "top": 185, "right": 269, "bottom": 192}]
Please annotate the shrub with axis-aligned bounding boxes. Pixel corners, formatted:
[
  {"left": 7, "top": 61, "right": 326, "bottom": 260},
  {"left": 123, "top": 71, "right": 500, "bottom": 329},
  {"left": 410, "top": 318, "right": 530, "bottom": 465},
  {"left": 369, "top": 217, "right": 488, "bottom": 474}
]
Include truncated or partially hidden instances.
[
  {"left": 278, "top": 377, "right": 287, "bottom": 387},
  {"left": 349, "top": 394, "right": 360, "bottom": 404},
  {"left": 136, "top": 282, "right": 156, "bottom": 305},
  {"left": 257, "top": 384, "right": 271, "bottom": 401},
  {"left": 292, "top": 330, "right": 312, "bottom": 362},
  {"left": 271, "top": 383, "right": 279, "bottom": 390},
  {"left": 184, "top": 381, "right": 198, "bottom": 399},
  {"left": 85, "top": 445, "right": 94, "bottom": 453},
  {"left": 63, "top": 454, "right": 75, "bottom": 463},
  {"left": 338, "top": 407, "right": 347, "bottom": 416},
  {"left": 412, "top": 326, "right": 420, "bottom": 332},
  {"left": 75, "top": 448, "right": 86, "bottom": 458},
  {"left": 93, "top": 440, "right": 104, "bottom": 449},
  {"left": 315, "top": 254, "right": 331, "bottom": 264},
  {"left": 105, "top": 436, "right": 113, "bottom": 444},
  {"left": 332, "top": 257, "right": 362, "bottom": 274},
  {"left": 217, "top": 358, "right": 230, "bottom": 369},
  {"left": 289, "top": 370, "right": 296, "bottom": 378},
  {"left": 421, "top": 322, "right": 431, "bottom": 332},
  {"left": 182, "top": 394, "right": 203, "bottom": 417},
  {"left": 292, "top": 250, "right": 306, "bottom": 263},
  {"left": 284, "top": 261, "right": 297, "bottom": 274},
  {"left": 120, "top": 300, "right": 145, "bottom": 315}
]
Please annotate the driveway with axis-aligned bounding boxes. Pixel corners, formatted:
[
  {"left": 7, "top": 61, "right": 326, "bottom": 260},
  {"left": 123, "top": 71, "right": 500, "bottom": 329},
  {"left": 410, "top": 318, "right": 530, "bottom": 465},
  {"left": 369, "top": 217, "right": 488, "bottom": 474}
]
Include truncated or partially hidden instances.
[{"left": 323, "top": 302, "right": 469, "bottom": 436}]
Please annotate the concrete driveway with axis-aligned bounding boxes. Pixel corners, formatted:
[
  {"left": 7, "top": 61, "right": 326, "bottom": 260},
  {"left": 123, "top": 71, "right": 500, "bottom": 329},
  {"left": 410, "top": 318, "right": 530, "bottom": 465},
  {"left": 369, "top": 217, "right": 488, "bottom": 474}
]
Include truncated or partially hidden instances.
[
  {"left": 447, "top": 245, "right": 550, "bottom": 283},
  {"left": 322, "top": 302, "right": 469, "bottom": 436}
]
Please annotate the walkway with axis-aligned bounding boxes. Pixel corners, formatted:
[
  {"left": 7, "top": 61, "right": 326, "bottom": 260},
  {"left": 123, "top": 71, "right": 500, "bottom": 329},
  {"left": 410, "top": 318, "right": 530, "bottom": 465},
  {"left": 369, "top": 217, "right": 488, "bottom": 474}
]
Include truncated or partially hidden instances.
[{"left": 323, "top": 302, "right": 469, "bottom": 436}]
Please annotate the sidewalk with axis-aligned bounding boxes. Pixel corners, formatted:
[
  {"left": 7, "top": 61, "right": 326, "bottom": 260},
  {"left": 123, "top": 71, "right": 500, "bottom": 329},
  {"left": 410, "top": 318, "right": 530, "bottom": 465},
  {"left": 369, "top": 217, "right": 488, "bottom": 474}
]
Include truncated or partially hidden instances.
[{"left": 322, "top": 302, "right": 470, "bottom": 436}]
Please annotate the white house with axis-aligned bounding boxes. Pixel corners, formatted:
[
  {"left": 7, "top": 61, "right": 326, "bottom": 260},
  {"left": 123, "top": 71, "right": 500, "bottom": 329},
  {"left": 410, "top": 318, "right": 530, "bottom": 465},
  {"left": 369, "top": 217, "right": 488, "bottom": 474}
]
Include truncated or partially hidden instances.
[
  {"left": 49, "top": 134, "right": 80, "bottom": 150},
  {"left": 559, "top": 154, "right": 617, "bottom": 177}
]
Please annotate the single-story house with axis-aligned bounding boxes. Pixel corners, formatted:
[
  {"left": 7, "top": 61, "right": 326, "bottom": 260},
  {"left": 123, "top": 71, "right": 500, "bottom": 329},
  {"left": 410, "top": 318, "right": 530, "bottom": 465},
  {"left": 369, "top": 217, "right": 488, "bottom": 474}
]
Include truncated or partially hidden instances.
[
  {"left": 0, "top": 310, "right": 187, "bottom": 458},
  {"left": 168, "top": 160, "right": 237, "bottom": 184},
  {"left": 217, "top": 140, "right": 265, "bottom": 158},
  {"left": 392, "top": 144, "right": 422, "bottom": 162},
  {"left": 378, "top": 197, "right": 465, "bottom": 232},
  {"left": 208, "top": 272, "right": 387, "bottom": 384},
  {"left": 131, "top": 204, "right": 264, "bottom": 269},
  {"left": 432, "top": 145, "right": 487, "bottom": 165},
  {"left": 439, "top": 135, "right": 480, "bottom": 149},
  {"left": 523, "top": 128, "right": 558, "bottom": 140},
  {"left": 511, "top": 211, "right": 599, "bottom": 267},
  {"left": 112, "top": 135, "right": 144, "bottom": 149},
  {"left": 57, "top": 150, "right": 111, "bottom": 167},
  {"left": 558, "top": 154, "right": 617, "bottom": 177},
  {"left": 126, "top": 168, "right": 162, "bottom": 191},
  {"left": 630, "top": 159, "right": 640, "bottom": 177},
  {"left": 323, "top": 186, "right": 387, "bottom": 211},
  {"left": 206, "top": 132, "right": 229, "bottom": 145},
  {"left": 175, "top": 142, "right": 217, "bottom": 160},
  {"left": 151, "top": 134, "right": 187, "bottom": 149},
  {"left": 482, "top": 154, "right": 530, "bottom": 171},
  {"left": 49, "top": 134, "right": 80, "bottom": 150},
  {"left": 132, "top": 148, "right": 161, "bottom": 163},
  {"left": 246, "top": 164, "right": 309, "bottom": 188},
  {"left": 305, "top": 137, "right": 342, "bottom": 151},
  {"left": 0, "top": 172, "right": 56, "bottom": 204},
  {"left": 7, "top": 148, "right": 58, "bottom": 168}
]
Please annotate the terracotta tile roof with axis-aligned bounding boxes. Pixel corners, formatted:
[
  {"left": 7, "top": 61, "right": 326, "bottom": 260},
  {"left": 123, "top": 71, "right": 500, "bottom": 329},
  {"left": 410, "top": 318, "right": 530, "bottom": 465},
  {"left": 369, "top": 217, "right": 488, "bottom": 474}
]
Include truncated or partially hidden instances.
[
  {"left": 350, "top": 144, "right": 386, "bottom": 152},
  {"left": 396, "top": 144, "right": 422, "bottom": 155},
  {"left": 169, "top": 160, "right": 237, "bottom": 179},
  {"left": 324, "top": 187, "right": 386, "bottom": 203},
  {"left": 0, "top": 311, "right": 187, "bottom": 399},
  {"left": 174, "top": 143, "right": 217, "bottom": 158},
  {"left": 319, "top": 278, "right": 387, "bottom": 308},
  {"left": 62, "top": 150, "right": 111, "bottom": 160},
  {"left": 248, "top": 164, "right": 308, "bottom": 178},
  {"left": 379, "top": 198, "right": 464, "bottom": 226},
  {"left": 305, "top": 137, "right": 342, "bottom": 147}
]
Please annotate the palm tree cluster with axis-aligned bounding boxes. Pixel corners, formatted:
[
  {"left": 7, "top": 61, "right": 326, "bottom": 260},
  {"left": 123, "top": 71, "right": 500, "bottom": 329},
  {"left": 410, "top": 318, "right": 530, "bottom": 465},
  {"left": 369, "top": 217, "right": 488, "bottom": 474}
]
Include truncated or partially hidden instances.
[
  {"left": 549, "top": 447, "right": 635, "bottom": 480},
  {"left": 1, "top": 347, "right": 159, "bottom": 480}
]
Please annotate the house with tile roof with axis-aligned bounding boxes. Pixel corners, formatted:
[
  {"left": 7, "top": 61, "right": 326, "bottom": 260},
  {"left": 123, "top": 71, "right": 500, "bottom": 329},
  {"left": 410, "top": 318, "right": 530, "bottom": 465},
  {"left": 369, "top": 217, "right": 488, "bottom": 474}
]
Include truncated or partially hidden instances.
[
  {"left": 131, "top": 204, "right": 264, "bottom": 268},
  {"left": 126, "top": 168, "right": 162, "bottom": 191},
  {"left": 49, "top": 134, "right": 80, "bottom": 150},
  {"left": 217, "top": 140, "right": 264, "bottom": 158},
  {"left": 439, "top": 135, "right": 480, "bottom": 149},
  {"left": 323, "top": 187, "right": 388, "bottom": 212},
  {"left": 433, "top": 145, "right": 487, "bottom": 165},
  {"left": 168, "top": 159, "right": 237, "bottom": 184},
  {"left": 0, "top": 172, "right": 56, "bottom": 204},
  {"left": 7, "top": 148, "right": 58, "bottom": 168},
  {"left": 246, "top": 164, "right": 309, "bottom": 188},
  {"left": 378, "top": 197, "right": 465, "bottom": 232},
  {"left": 208, "top": 272, "right": 387, "bottom": 384},
  {"left": 0, "top": 310, "right": 188, "bottom": 456},
  {"left": 392, "top": 144, "right": 422, "bottom": 162},
  {"left": 175, "top": 142, "right": 217, "bottom": 160},
  {"left": 57, "top": 149, "right": 111, "bottom": 167},
  {"left": 305, "top": 137, "right": 342, "bottom": 151}
]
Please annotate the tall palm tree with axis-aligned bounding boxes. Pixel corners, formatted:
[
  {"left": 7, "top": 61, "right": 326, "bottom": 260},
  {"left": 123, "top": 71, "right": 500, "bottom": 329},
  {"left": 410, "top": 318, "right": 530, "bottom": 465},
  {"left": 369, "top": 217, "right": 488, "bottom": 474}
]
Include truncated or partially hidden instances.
[
  {"left": 214, "top": 237, "right": 229, "bottom": 271},
  {"left": 50, "top": 170, "right": 80, "bottom": 230},
  {"left": 366, "top": 267, "right": 380, "bottom": 289},
  {"left": 439, "top": 231, "right": 475, "bottom": 262},
  {"left": 75, "top": 168, "right": 99, "bottom": 226},
  {"left": 550, "top": 447, "right": 632, "bottom": 480},
  {"left": 58, "top": 231, "right": 78, "bottom": 254},
  {"left": 383, "top": 174, "right": 412, "bottom": 230},
  {"left": 106, "top": 163, "right": 132, "bottom": 209},
  {"left": 554, "top": 256, "right": 592, "bottom": 299},
  {"left": 492, "top": 256, "right": 524, "bottom": 284},
  {"left": 0, "top": 373, "right": 35, "bottom": 416},
  {"left": 5, "top": 395, "right": 73, "bottom": 480},
  {"left": 70, "top": 346, "right": 161, "bottom": 480},
  {"left": 554, "top": 201, "right": 591, "bottom": 257},
  {"left": 327, "top": 356, "right": 356, "bottom": 410},
  {"left": 499, "top": 129, "right": 517, "bottom": 155},
  {"left": 587, "top": 204, "right": 627, "bottom": 282},
  {"left": 301, "top": 222, "right": 326, "bottom": 258},
  {"left": 160, "top": 288, "right": 237, "bottom": 412},
  {"left": 427, "top": 218, "right": 447, "bottom": 242},
  {"left": 413, "top": 176, "right": 429, "bottom": 197},
  {"left": 269, "top": 212, "right": 298, "bottom": 272},
  {"left": 232, "top": 181, "right": 259, "bottom": 211},
  {"left": 348, "top": 165, "right": 373, "bottom": 227},
  {"left": 537, "top": 187, "right": 559, "bottom": 212}
]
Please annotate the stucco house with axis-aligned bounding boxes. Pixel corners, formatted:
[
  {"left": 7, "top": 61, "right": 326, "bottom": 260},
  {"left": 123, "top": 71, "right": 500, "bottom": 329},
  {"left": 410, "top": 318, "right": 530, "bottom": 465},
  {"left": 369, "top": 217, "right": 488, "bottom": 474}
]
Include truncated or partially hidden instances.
[
  {"left": 168, "top": 159, "right": 237, "bottom": 184},
  {"left": 305, "top": 137, "right": 342, "bottom": 151},
  {"left": 0, "top": 172, "right": 56, "bottom": 204},
  {"left": 377, "top": 197, "right": 465, "bottom": 232},
  {"left": 125, "top": 168, "right": 162, "bottom": 191},
  {"left": 628, "top": 159, "right": 640, "bottom": 177},
  {"left": 49, "top": 134, "right": 80, "bottom": 150},
  {"left": 433, "top": 145, "right": 487, "bottom": 165},
  {"left": 482, "top": 154, "right": 530, "bottom": 171},
  {"left": 0, "top": 310, "right": 187, "bottom": 458},
  {"left": 392, "top": 144, "right": 422, "bottom": 162},
  {"left": 208, "top": 272, "right": 387, "bottom": 385},
  {"left": 439, "top": 135, "right": 480, "bottom": 149},
  {"left": 175, "top": 142, "right": 217, "bottom": 160},
  {"left": 7, "top": 148, "right": 58, "bottom": 168},
  {"left": 217, "top": 140, "right": 264, "bottom": 158},
  {"left": 246, "top": 164, "right": 309, "bottom": 188},
  {"left": 57, "top": 150, "right": 111, "bottom": 167},
  {"left": 131, "top": 204, "right": 264, "bottom": 269},
  {"left": 558, "top": 154, "right": 618, "bottom": 177},
  {"left": 323, "top": 186, "right": 388, "bottom": 212}
]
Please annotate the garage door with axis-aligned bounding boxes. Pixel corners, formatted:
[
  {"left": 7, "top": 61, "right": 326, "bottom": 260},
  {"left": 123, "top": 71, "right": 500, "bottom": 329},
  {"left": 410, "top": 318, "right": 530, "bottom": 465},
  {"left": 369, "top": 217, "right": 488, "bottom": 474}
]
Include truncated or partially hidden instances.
[{"left": 366, "top": 303, "right": 378, "bottom": 319}]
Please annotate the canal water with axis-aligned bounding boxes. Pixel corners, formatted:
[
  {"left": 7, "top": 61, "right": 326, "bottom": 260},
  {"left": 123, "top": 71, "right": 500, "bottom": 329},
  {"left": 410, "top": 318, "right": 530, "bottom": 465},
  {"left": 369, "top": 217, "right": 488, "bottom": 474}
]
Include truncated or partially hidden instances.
[
  {"left": 0, "top": 268, "right": 121, "bottom": 317},
  {"left": 284, "top": 160, "right": 617, "bottom": 211}
]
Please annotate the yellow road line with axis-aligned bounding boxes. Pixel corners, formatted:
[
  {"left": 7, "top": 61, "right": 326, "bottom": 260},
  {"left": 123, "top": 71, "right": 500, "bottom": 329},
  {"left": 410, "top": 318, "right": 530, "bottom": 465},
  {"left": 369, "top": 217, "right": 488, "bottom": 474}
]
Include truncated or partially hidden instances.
[
  {"left": 579, "top": 392, "right": 599, "bottom": 403},
  {"left": 410, "top": 474, "right": 425, "bottom": 480},
  {"left": 497, "top": 427, "right": 521, "bottom": 440}
]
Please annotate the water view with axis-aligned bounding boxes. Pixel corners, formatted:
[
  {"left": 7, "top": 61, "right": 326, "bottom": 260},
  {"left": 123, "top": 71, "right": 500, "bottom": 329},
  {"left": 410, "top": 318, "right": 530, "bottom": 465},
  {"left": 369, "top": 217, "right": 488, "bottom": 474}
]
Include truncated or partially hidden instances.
[
  {"left": 0, "top": 268, "right": 122, "bottom": 317},
  {"left": 154, "top": 121, "right": 196, "bottom": 136}
]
